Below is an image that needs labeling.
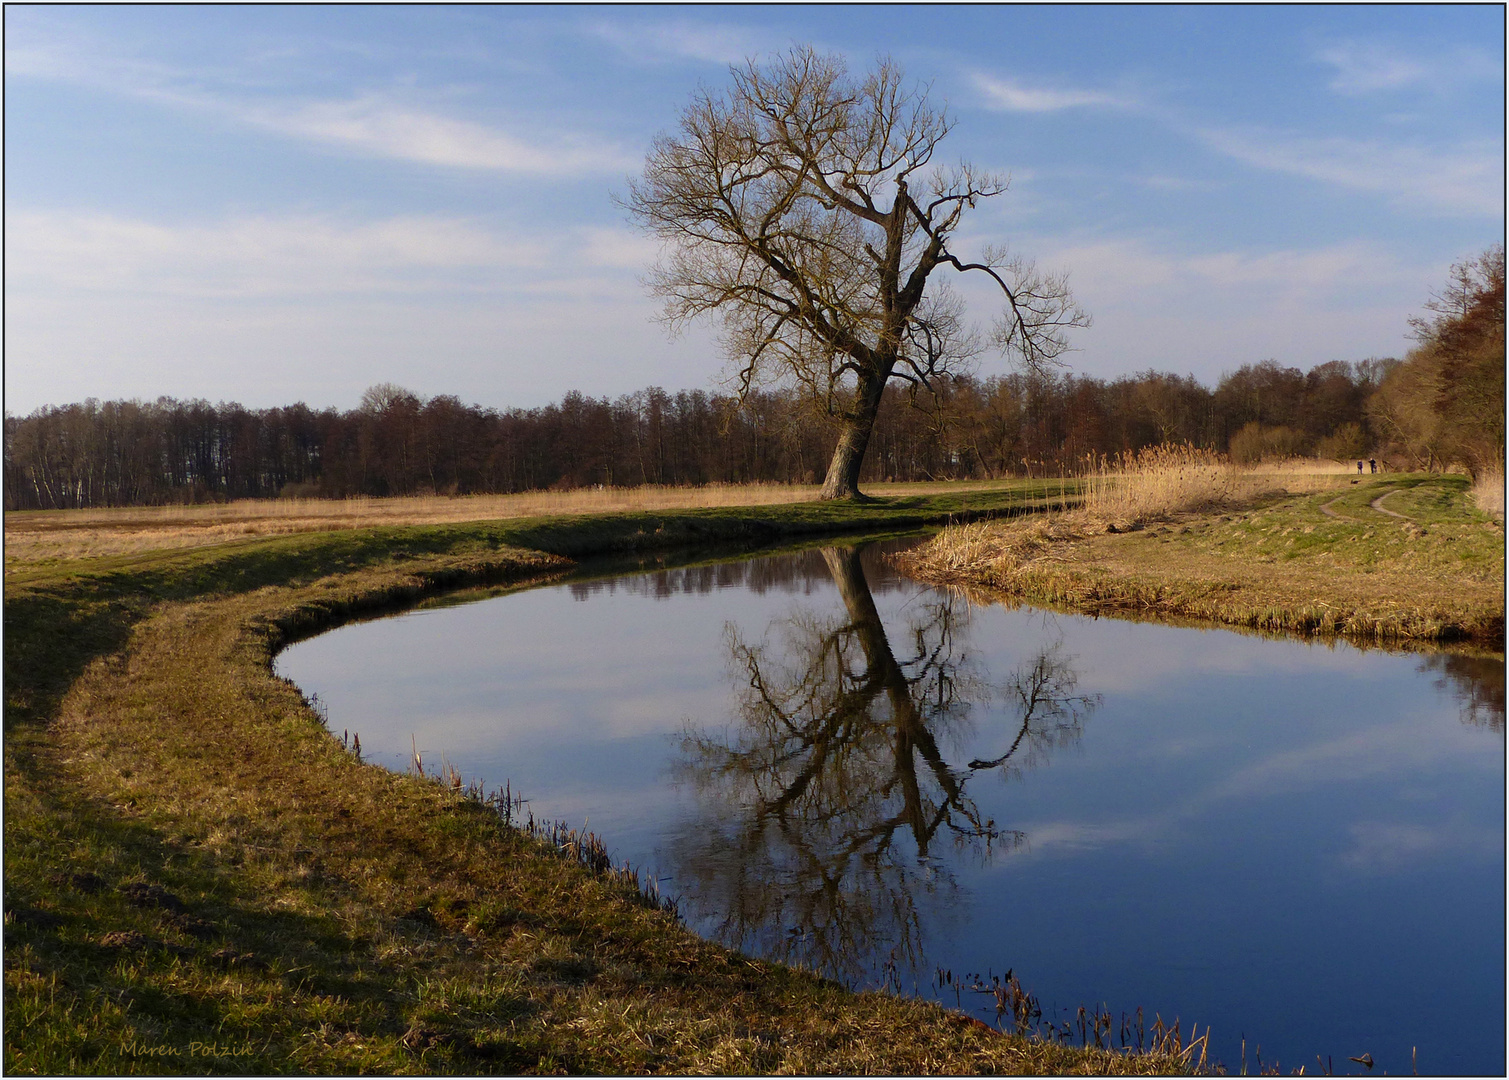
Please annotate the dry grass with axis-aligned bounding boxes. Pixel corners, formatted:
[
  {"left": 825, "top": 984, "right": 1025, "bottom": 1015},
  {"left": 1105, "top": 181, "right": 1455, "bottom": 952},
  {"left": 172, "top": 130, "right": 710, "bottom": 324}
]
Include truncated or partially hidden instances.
[
  {"left": 5, "top": 484, "right": 818, "bottom": 565},
  {"left": 1471, "top": 466, "right": 1505, "bottom": 517},
  {"left": 1080, "top": 444, "right": 1239, "bottom": 523},
  {"left": 3, "top": 479, "right": 1023, "bottom": 567},
  {"left": 5, "top": 514, "right": 1187, "bottom": 1075},
  {"left": 910, "top": 451, "right": 1365, "bottom": 591},
  {"left": 1238, "top": 457, "right": 1362, "bottom": 492},
  {"left": 899, "top": 473, "right": 1504, "bottom": 645},
  {"left": 1079, "top": 447, "right": 1353, "bottom": 527}
]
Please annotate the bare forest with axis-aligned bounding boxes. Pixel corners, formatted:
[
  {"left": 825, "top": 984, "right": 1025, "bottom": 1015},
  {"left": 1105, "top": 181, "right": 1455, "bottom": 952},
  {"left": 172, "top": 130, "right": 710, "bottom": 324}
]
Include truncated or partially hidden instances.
[{"left": 3, "top": 359, "right": 1404, "bottom": 511}]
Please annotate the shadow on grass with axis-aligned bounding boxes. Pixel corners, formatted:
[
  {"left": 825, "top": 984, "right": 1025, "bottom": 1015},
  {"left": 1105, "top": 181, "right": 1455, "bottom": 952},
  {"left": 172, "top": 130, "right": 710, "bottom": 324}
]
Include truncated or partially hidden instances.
[{"left": 6, "top": 752, "right": 546, "bottom": 1075}]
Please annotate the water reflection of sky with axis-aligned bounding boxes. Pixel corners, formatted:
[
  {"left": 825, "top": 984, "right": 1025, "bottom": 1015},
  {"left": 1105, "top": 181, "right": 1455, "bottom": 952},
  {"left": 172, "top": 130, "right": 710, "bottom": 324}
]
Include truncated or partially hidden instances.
[{"left": 276, "top": 541, "right": 1504, "bottom": 1076}]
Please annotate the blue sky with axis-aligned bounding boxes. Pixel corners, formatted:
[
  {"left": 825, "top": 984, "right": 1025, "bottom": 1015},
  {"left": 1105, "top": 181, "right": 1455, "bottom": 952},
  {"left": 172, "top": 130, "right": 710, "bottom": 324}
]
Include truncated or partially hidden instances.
[{"left": 5, "top": 4, "right": 1503, "bottom": 413}]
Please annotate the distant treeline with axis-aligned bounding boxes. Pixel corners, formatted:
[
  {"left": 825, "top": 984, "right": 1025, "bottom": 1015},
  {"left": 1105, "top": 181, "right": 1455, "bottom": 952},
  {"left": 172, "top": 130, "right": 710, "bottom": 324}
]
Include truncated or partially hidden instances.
[
  {"left": 6, "top": 357, "right": 1419, "bottom": 510},
  {"left": 7, "top": 247, "right": 1500, "bottom": 512}
]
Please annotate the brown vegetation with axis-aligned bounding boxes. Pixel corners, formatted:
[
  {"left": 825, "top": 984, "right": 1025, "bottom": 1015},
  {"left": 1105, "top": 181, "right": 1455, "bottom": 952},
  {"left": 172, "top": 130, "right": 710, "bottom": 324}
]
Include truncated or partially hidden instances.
[
  {"left": 4, "top": 359, "right": 1398, "bottom": 512},
  {"left": 1368, "top": 245, "right": 1505, "bottom": 477},
  {"left": 8, "top": 248, "right": 1495, "bottom": 514},
  {"left": 3, "top": 479, "right": 1029, "bottom": 567},
  {"left": 5, "top": 496, "right": 1188, "bottom": 1074},
  {"left": 1471, "top": 467, "right": 1505, "bottom": 517},
  {"left": 899, "top": 471, "right": 1503, "bottom": 645}
]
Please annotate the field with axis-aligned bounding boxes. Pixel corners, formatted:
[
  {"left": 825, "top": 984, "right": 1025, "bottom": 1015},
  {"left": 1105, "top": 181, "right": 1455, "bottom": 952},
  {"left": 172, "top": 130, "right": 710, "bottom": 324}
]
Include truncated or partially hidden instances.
[
  {"left": 6, "top": 482, "right": 1202, "bottom": 1075},
  {"left": 900, "top": 467, "right": 1504, "bottom": 645},
  {"left": 3, "top": 479, "right": 1057, "bottom": 567}
]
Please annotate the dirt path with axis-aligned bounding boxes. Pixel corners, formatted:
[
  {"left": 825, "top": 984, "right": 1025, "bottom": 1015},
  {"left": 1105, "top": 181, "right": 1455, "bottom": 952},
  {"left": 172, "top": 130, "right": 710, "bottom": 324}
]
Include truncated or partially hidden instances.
[
  {"left": 1371, "top": 490, "right": 1409, "bottom": 519},
  {"left": 1320, "top": 489, "right": 1410, "bottom": 521}
]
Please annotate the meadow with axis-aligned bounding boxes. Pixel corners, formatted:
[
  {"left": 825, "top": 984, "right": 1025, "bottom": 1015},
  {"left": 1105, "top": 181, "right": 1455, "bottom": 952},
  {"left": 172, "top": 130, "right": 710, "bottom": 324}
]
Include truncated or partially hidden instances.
[
  {"left": 5, "top": 465, "right": 1499, "bottom": 1073},
  {"left": 899, "top": 456, "right": 1504, "bottom": 645},
  {"left": 7, "top": 480, "right": 1207, "bottom": 1075},
  {"left": 4, "top": 479, "right": 1045, "bottom": 567}
]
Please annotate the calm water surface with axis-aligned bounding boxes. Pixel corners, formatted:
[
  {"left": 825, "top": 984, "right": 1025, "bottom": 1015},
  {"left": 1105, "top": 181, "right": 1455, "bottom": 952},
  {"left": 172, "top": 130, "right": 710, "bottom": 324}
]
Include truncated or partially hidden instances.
[{"left": 276, "top": 539, "right": 1505, "bottom": 1074}]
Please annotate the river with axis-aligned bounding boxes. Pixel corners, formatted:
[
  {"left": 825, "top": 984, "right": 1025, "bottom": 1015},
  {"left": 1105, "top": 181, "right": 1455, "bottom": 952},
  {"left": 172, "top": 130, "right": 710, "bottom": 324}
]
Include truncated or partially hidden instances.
[{"left": 275, "top": 537, "right": 1505, "bottom": 1075}]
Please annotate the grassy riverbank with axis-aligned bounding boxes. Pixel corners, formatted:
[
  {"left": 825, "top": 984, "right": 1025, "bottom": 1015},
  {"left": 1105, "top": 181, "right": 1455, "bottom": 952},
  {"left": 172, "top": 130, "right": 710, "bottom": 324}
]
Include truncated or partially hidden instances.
[
  {"left": 3, "top": 478, "right": 1066, "bottom": 568},
  {"left": 6, "top": 483, "right": 1193, "bottom": 1075},
  {"left": 898, "top": 474, "right": 1504, "bottom": 645}
]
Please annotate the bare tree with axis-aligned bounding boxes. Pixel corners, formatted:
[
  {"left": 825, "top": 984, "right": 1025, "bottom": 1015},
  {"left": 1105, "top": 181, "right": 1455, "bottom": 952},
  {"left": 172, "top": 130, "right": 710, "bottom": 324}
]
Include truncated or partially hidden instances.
[{"left": 625, "top": 47, "right": 1089, "bottom": 499}]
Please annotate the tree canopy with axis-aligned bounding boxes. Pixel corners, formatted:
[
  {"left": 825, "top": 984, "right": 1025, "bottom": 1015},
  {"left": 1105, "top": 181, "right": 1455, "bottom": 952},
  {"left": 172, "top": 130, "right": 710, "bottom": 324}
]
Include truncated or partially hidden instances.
[
  {"left": 1368, "top": 246, "right": 1505, "bottom": 476},
  {"left": 626, "top": 47, "right": 1088, "bottom": 498}
]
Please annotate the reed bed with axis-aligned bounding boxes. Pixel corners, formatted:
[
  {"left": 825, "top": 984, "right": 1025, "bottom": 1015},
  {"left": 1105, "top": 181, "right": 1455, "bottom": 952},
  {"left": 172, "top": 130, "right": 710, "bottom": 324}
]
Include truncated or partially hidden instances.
[
  {"left": 910, "top": 449, "right": 1355, "bottom": 587},
  {"left": 1471, "top": 466, "right": 1505, "bottom": 517},
  {"left": 1080, "top": 446, "right": 1354, "bottom": 526},
  {"left": 1080, "top": 444, "right": 1239, "bottom": 523}
]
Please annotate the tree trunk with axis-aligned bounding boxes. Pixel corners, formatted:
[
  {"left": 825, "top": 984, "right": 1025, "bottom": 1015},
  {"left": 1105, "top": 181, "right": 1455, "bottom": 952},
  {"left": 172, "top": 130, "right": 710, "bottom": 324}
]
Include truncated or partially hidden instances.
[{"left": 819, "top": 370, "right": 889, "bottom": 500}]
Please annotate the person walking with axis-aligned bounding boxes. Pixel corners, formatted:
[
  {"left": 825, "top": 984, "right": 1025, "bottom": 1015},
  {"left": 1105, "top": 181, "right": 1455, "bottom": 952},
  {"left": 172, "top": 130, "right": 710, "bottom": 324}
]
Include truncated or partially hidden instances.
[{"left": 1369, "top": 458, "right": 1377, "bottom": 473}]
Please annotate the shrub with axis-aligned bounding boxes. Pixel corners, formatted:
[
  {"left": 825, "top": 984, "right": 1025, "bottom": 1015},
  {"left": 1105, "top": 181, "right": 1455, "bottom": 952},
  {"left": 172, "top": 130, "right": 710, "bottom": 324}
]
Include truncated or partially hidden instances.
[{"left": 1229, "top": 422, "right": 1306, "bottom": 464}]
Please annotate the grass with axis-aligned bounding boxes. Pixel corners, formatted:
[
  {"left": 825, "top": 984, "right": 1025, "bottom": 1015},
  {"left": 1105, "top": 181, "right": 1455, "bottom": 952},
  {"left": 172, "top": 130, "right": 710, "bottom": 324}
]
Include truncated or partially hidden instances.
[
  {"left": 899, "top": 471, "right": 1504, "bottom": 645},
  {"left": 5, "top": 482, "right": 1194, "bottom": 1075},
  {"left": 4, "top": 479, "right": 1038, "bottom": 567}
]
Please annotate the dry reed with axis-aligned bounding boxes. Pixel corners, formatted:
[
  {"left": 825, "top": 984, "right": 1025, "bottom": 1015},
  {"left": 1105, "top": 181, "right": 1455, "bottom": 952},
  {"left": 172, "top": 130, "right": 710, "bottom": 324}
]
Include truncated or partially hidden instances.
[
  {"left": 1080, "top": 447, "right": 1353, "bottom": 526},
  {"left": 1471, "top": 466, "right": 1505, "bottom": 517},
  {"left": 1080, "top": 444, "right": 1238, "bottom": 523}
]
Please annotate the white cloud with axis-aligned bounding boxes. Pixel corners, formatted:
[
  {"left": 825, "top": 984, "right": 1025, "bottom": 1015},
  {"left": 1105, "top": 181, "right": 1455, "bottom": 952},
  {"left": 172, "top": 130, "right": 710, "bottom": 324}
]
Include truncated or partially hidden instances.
[
  {"left": 1316, "top": 40, "right": 1502, "bottom": 96},
  {"left": 585, "top": 18, "right": 769, "bottom": 66},
  {"left": 3, "top": 212, "right": 663, "bottom": 300},
  {"left": 1039, "top": 236, "right": 1416, "bottom": 305},
  {"left": 1338, "top": 820, "right": 1500, "bottom": 874},
  {"left": 1005, "top": 705, "right": 1491, "bottom": 864},
  {"left": 984, "top": 234, "right": 1436, "bottom": 379},
  {"left": 5, "top": 212, "right": 546, "bottom": 298},
  {"left": 2, "top": 281, "right": 722, "bottom": 414},
  {"left": 6, "top": 26, "right": 637, "bottom": 176},
  {"left": 576, "top": 227, "right": 662, "bottom": 270},
  {"left": 1, "top": 211, "right": 711, "bottom": 411},
  {"left": 243, "top": 95, "right": 639, "bottom": 174},
  {"left": 1135, "top": 174, "right": 1219, "bottom": 193},
  {"left": 968, "top": 53, "right": 1501, "bottom": 219},
  {"left": 1194, "top": 126, "right": 1503, "bottom": 218},
  {"left": 971, "top": 73, "right": 1128, "bottom": 113},
  {"left": 1317, "top": 42, "right": 1430, "bottom": 94}
]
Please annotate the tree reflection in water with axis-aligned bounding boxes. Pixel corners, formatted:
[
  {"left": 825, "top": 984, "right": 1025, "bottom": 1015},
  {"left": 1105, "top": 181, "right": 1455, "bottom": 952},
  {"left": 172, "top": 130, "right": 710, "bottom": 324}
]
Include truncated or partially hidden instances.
[
  {"left": 1418, "top": 652, "right": 1506, "bottom": 732},
  {"left": 666, "top": 544, "right": 1099, "bottom": 986}
]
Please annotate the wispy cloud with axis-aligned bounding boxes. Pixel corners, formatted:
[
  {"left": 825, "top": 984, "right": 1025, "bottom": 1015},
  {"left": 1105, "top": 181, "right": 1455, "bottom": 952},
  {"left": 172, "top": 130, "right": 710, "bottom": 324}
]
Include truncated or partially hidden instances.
[
  {"left": 4, "top": 212, "right": 653, "bottom": 299},
  {"left": 6, "top": 26, "right": 637, "bottom": 175},
  {"left": 1316, "top": 40, "right": 1501, "bottom": 96},
  {"left": 1316, "top": 41, "right": 1430, "bottom": 94},
  {"left": 243, "top": 95, "right": 639, "bottom": 174},
  {"left": 1040, "top": 236, "right": 1418, "bottom": 303},
  {"left": 1001, "top": 234, "right": 1433, "bottom": 378},
  {"left": 969, "top": 50, "right": 1501, "bottom": 218},
  {"left": 584, "top": 18, "right": 770, "bottom": 66},
  {"left": 1196, "top": 126, "right": 1503, "bottom": 217},
  {"left": 971, "top": 72, "right": 1129, "bottom": 113}
]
